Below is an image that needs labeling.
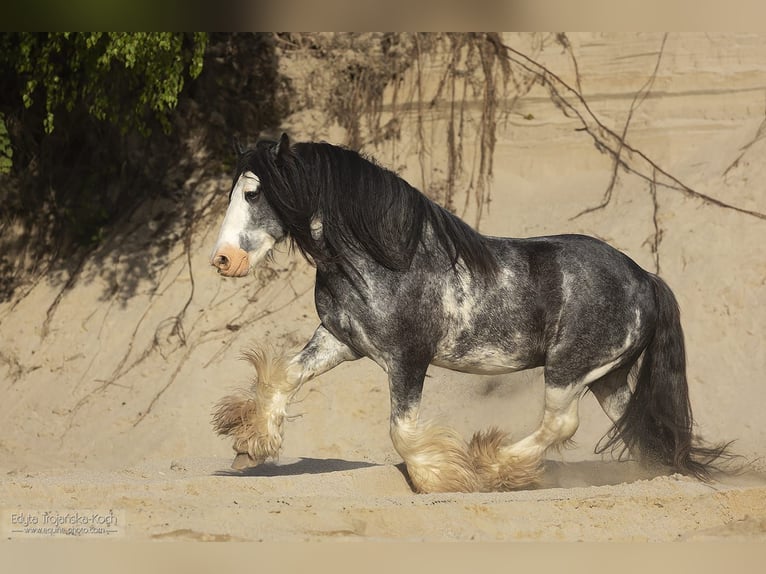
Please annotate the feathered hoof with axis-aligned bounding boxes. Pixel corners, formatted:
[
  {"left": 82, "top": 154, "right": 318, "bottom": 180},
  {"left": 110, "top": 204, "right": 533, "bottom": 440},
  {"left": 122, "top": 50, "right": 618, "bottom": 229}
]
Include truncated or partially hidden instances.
[
  {"left": 404, "top": 449, "right": 480, "bottom": 494},
  {"left": 232, "top": 452, "right": 262, "bottom": 470},
  {"left": 211, "top": 346, "right": 294, "bottom": 465},
  {"left": 469, "top": 427, "right": 545, "bottom": 491},
  {"left": 211, "top": 390, "right": 283, "bottom": 464},
  {"left": 391, "top": 420, "right": 480, "bottom": 493}
]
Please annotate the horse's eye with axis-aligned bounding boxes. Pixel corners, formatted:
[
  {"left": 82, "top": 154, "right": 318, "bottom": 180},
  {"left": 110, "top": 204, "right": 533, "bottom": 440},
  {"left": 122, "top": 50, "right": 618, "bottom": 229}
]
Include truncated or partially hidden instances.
[{"left": 244, "top": 190, "right": 259, "bottom": 203}]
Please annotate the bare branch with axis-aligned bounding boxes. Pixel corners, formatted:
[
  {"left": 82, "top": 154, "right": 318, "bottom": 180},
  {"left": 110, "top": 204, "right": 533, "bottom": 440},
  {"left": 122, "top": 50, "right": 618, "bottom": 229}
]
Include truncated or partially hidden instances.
[
  {"left": 723, "top": 100, "right": 766, "bottom": 177},
  {"left": 497, "top": 39, "right": 766, "bottom": 222},
  {"left": 572, "top": 34, "right": 668, "bottom": 220},
  {"left": 555, "top": 33, "right": 582, "bottom": 95},
  {"left": 647, "top": 169, "right": 663, "bottom": 275}
]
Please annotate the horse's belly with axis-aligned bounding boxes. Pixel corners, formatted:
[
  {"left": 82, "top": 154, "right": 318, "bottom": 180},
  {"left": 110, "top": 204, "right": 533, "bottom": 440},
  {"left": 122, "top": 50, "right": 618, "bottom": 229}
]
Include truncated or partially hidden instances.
[{"left": 431, "top": 344, "right": 540, "bottom": 375}]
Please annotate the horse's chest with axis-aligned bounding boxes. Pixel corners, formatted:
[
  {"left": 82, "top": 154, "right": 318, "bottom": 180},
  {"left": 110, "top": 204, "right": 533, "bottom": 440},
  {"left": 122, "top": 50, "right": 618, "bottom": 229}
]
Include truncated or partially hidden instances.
[{"left": 314, "top": 280, "right": 398, "bottom": 368}]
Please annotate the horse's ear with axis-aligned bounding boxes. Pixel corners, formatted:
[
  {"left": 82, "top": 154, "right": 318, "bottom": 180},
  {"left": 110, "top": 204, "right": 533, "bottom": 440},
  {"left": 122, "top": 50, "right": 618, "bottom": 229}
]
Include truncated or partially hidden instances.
[
  {"left": 274, "top": 132, "right": 291, "bottom": 162},
  {"left": 231, "top": 136, "right": 245, "bottom": 157}
]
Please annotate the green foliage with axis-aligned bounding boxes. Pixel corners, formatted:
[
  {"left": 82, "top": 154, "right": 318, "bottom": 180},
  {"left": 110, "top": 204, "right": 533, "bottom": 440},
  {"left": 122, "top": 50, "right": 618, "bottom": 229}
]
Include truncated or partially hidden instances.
[
  {"left": 0, "top": 33, "right": 291, "bottom": 303},
  {"left": 1, "top": 32, "right": 207, "bottom": 137},
  {"left": 0, "top": 32, "right": 209, "bottom": 297}
]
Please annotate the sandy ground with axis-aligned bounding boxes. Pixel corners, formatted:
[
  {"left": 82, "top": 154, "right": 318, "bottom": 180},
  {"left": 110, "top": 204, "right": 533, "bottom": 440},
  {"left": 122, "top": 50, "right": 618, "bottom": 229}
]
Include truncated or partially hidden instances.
[{"left": 2, "top": 33, "right": 766, "bottom": 543}]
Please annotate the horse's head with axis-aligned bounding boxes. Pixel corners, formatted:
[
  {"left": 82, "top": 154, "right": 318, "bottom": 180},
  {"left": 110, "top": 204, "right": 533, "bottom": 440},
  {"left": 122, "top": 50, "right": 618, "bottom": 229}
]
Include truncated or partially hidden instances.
[{"left": 210, "top": 134, "right": 290, "bottom": 277}]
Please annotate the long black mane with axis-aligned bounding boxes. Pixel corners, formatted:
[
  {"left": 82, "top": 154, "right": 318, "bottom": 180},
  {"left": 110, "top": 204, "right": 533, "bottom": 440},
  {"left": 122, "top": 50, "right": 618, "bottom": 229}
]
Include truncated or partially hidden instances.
[{"left": 238, "top": 137, "right": 497, "bottom": 275}]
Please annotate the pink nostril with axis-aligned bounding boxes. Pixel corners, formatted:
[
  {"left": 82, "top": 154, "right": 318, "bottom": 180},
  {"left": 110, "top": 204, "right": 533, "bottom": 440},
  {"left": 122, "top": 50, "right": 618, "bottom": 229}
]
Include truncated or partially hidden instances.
[
  {"left": 211, "top": 246, "right": 249, "bottom": 277},
  {"left": 213, "top": 254, "right": 230, "bottom": 270}
]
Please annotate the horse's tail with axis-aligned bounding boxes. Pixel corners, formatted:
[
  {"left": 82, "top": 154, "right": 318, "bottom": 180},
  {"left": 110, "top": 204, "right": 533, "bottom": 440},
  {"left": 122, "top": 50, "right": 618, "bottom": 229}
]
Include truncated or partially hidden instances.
[{"left": 600, "top": 274, "right": 732, "bottom": 479}]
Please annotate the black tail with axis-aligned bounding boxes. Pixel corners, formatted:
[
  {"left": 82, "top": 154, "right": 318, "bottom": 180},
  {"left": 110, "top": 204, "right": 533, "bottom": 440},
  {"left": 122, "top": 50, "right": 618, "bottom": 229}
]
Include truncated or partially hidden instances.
[{"left": 598, "top": 274, "right": 732, "bottom": 479}]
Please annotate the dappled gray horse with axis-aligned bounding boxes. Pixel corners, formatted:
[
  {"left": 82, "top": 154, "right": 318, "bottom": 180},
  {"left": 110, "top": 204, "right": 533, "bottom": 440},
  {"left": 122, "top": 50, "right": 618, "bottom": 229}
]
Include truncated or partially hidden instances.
[{"left": 209, "top": 134, "right": 727, "bottom": 493}]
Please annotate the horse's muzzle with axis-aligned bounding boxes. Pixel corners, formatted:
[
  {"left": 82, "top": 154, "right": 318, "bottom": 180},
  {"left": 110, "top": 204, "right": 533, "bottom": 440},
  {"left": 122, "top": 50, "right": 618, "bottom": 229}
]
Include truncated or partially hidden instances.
[{"left": 211, "top": 245, "right": 250, "bottom": 277}]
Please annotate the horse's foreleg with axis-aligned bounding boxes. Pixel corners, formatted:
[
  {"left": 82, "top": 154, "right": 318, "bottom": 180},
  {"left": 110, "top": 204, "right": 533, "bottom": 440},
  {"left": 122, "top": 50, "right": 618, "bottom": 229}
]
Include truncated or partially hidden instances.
[
  {"left": 212, "top": 325, "right": 358, "bottom": 468},
  {"left": 387, "top": 361, "right": 480, "bottom": 493}
]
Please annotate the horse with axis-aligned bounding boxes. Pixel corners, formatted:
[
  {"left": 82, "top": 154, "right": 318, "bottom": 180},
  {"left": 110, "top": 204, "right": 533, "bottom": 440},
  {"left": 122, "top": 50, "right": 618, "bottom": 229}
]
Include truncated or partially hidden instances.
[{"left": 209, "top": 133, "right": 729, "bottom": 493}]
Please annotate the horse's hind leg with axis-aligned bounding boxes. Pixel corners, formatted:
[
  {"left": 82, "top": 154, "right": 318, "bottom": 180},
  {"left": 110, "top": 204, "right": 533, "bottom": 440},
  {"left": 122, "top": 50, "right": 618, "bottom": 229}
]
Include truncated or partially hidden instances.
[
  {"left": 589, "top": 366, "right": 642, "bottom": 461},
  {"left": 387, "top": 360, "right": 479, "bottom": 493},
  {"left": 589, "top": 366, "right": 632, "bottom": 425},
  {"left": 476, "top": 355, "right": 635, "bottom": 491},
  {"left": 471, "top": 380, "right": 588, "bottom": 490},
  {"left": 212, "top": 325, "right": 358, "bottom": 468}
]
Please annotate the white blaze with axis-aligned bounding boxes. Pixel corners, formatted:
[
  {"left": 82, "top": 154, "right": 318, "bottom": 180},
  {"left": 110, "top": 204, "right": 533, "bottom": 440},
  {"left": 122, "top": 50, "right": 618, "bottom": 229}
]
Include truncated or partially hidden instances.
[{"left": 211, "top": 171, "right": 276, "bottom": 273}]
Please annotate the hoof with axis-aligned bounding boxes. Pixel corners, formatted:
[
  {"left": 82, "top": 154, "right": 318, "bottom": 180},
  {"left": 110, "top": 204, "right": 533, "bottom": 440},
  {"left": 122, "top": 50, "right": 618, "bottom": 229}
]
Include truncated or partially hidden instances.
[{"left": 232, "top": 452, "right": 260, "bottom": 470}]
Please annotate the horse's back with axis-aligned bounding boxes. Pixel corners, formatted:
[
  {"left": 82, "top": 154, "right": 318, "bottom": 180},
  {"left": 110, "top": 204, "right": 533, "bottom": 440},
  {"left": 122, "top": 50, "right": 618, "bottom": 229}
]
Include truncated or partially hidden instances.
[
  {"left": 489, "top": 234, "right": 657, "bottom": 369},
  {"left": 493, "top": 233, "right": 653, "bottom": 302}
]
